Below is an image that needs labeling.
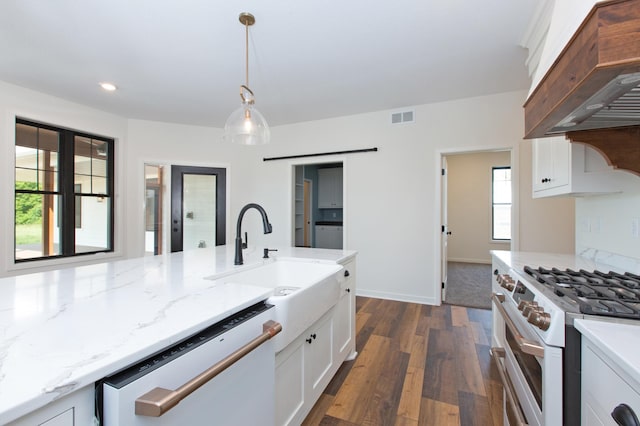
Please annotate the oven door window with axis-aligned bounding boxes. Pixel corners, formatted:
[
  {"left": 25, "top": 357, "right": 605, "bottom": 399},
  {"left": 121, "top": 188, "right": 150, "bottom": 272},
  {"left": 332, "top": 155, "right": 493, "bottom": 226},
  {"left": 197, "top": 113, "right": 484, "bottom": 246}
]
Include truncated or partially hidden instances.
[{"left": 506, "top": 326, "right": 543, "bottom": 410}]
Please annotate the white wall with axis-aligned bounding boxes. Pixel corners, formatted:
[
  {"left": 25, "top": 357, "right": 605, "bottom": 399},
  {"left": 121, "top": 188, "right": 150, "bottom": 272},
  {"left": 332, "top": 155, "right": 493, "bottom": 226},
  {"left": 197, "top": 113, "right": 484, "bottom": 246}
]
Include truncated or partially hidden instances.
[
  {"left": 236, "top": 90, "right": 529, "bottom": 305},
  {"left": 447, "top": 151, "right": 512, "bottom": 264},
  {"left": 576, "top": 173, "right": 640, "bottom": 259},
  {"left": 518, "top": 138, "right": 575, "bottom": 253}
]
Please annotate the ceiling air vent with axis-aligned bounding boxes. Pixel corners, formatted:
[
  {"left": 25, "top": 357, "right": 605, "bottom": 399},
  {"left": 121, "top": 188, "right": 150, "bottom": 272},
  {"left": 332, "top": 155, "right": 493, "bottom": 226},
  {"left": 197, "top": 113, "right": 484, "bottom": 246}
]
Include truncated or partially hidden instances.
[{"left": 391, "top": 110, "right": 415, "bottom": 124}]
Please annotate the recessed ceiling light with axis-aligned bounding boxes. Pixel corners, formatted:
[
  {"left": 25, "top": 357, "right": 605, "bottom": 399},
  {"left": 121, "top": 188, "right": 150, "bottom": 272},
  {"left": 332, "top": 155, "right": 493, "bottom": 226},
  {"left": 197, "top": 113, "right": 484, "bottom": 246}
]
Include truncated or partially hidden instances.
[{"left": 99, "top": 82, "right": 117, "bottom": 92}]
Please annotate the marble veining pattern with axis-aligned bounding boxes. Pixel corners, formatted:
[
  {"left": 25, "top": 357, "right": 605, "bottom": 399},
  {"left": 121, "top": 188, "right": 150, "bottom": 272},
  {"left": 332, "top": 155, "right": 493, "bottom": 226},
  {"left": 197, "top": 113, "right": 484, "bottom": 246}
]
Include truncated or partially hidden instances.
[
  {"left": 578, "top": 248, "right": 640, "bottom": 275},
  {"left": 0, "top": 246, "right": 355, "bottom": 424},
  {"left": 491, "top": 249, "right": 640, "bottom": 275}
]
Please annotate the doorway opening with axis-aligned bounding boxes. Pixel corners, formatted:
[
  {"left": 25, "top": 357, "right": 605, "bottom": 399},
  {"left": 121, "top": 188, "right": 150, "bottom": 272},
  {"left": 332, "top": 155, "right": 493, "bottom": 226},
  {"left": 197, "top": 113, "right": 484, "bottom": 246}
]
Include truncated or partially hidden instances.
[
  {"left": 292, "top": 162, "right": 344, "bottom": 249},
  {"left": 440, "top": 150, "right": 512, "bottom": 309},
  {"left": 144, "top": 164, "right": 164, "bottom": 255}
]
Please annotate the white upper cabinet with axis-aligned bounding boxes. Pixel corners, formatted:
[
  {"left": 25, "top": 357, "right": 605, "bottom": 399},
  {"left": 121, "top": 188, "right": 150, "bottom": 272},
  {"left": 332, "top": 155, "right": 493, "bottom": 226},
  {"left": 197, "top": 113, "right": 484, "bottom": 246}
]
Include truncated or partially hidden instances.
[
  {"left": 318, "top": 168, "right": 343, "bottom": 208},
  {"left": 532, "top": 136, "right": 624, "bottom": 198}
]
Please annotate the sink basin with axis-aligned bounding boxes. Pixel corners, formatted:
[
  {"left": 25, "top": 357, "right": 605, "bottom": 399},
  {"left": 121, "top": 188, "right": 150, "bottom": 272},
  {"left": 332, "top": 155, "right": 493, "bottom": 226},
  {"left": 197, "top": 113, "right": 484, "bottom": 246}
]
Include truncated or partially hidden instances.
[{"left": 224, "top": 260, "right": 344, "bottom": 352}]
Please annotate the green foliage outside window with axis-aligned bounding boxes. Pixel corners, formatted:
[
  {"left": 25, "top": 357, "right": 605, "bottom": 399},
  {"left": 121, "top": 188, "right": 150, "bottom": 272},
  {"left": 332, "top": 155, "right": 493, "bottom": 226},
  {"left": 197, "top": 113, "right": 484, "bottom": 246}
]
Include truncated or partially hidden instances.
[{"left": 15, "top": 181, "right": 42, "bottom": 225}]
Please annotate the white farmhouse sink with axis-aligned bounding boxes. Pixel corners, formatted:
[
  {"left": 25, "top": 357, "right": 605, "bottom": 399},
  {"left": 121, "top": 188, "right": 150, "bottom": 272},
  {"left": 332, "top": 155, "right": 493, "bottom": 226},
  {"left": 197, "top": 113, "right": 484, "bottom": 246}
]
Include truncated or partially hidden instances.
[{"left": 224, "top": 260, "right": 344, "bottom": 352}]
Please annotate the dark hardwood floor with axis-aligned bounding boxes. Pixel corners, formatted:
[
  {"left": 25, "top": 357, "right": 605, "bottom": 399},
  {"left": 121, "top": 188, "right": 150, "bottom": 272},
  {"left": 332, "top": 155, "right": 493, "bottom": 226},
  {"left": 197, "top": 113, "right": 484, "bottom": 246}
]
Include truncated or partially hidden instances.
[{"left": 302, "top": 297, "right": 503, "bottom": 426}]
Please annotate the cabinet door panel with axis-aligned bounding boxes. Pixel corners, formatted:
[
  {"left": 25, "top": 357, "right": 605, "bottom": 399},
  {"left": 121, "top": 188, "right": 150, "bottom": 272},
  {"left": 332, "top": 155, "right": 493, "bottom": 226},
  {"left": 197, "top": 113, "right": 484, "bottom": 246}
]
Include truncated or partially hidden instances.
[
  {"left": 550, "top": 138, "right": 570, "bottom": 188},
  {"left": 318, "top": 168, "right": 343, "bottom": 208},
  {"left": 276, "top": 343, "right": 305, "bottom": 426},
  {"left": 335, "top": 290, "right": 352, "bottom": 357},
  {"left": 533, "top": 138, "right": 553, "bottom": 192},
  {"left": 306, "top": 315, "right": 333, "bottom": 394}
]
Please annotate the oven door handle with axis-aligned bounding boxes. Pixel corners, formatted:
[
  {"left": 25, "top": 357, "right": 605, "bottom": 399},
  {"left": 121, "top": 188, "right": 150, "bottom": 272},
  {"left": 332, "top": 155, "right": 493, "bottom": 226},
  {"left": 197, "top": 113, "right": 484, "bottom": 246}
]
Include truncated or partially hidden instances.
[
  {"left": 492, "top": 293, "right": 545, "bottom": 358},
  {"left": 134, "top": 320, "right": 282, "bottom": 417},
  {"left": 491, "top": 347, "right": 529, "bottom": 426}
]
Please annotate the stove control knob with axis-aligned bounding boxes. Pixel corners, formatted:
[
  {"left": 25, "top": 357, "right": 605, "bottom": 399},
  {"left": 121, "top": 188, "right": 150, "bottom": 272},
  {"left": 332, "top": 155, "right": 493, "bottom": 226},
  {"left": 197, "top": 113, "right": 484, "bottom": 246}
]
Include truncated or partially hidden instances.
[
  {"left": 522, "top": 301, "right": 539, "bottom": 317},
  {"left": 497, "top": 274, "right": 510, "bottom": 283},
  {"left": 517, "top": 300, "right": 529, "bottom": 311},
  {"left": 528, "top": 311, "right": 551, "bottom": 331},
  {"left": 498, "top": 275, "right": 515, "bottom": 291}
]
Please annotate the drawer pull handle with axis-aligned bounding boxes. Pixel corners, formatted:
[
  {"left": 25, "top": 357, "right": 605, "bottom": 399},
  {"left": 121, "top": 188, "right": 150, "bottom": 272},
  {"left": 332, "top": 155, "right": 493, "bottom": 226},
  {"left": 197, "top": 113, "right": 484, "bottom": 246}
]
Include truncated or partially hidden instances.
[
  {"left": 612, "top": 403, "right": 640, "bottom": 426},
  {"left": 135, "top": 320, "right": 282, "bottom": 417},
  {"left": 491, "top": 347, "right": 529, "bottom": 426}
]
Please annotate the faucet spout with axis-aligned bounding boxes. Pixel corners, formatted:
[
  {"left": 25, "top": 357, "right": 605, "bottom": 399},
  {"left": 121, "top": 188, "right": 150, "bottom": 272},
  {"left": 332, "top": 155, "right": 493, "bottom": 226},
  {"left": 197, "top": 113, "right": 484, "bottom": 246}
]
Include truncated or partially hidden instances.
[{"left": 235, "top": 203, "right": 272, "bottom": 265}]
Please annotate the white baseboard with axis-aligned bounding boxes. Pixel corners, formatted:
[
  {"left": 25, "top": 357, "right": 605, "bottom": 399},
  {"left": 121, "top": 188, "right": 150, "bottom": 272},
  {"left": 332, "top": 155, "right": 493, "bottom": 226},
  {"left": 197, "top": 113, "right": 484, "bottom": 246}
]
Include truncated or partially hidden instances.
[{"left": 355, "top": 289, "right": 439, "bottom": 306}]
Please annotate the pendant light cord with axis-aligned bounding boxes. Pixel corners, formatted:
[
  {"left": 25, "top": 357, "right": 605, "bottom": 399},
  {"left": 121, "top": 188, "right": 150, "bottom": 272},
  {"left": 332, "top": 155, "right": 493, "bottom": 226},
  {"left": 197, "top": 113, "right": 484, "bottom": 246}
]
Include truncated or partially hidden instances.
[{"left": 245, "top": 20, "right": 249, "bottom": 88}]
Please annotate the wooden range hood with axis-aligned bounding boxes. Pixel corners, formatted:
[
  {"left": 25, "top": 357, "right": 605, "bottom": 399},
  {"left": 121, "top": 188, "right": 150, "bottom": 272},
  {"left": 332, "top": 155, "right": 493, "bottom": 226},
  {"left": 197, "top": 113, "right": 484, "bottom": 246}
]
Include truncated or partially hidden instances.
[{"left": 524, "top": 0, "right": 640, "bottom": 175}]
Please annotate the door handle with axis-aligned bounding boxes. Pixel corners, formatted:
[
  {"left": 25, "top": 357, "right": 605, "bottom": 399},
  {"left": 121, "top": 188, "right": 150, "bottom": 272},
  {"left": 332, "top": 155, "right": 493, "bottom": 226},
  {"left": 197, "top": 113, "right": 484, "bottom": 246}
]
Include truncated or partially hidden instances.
[{"left": 135, "top": 320, "right": 282, "bottom": 417}]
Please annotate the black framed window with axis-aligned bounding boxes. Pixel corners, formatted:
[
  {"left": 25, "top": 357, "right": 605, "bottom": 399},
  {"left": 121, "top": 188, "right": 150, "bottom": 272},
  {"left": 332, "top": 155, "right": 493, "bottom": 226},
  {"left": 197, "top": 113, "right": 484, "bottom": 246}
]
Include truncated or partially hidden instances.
[
  {"left": 492, "top": 166, "right": 511, "bottom": 241},
  {"left": 14, "top": 118, "right": 114, "bottom": 262}
]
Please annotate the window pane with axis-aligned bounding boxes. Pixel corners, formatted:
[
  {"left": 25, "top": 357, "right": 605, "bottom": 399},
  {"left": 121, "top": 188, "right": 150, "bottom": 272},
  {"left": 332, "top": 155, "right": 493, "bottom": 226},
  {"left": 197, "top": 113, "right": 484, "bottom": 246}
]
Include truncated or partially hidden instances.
[
  {"left": 92, "top": 140, "right": 108, "bottom": 177},
  {"left": 493, "top": 205, "right": 511, "bottom": 240},
  {"left": 75, "top": 136, "right": 109, "bottom": 194},
  {"left": 75, "top": 136, "right": 92, "bottom": 176},
  {"left": 16, "top": 123, "right": 37, "bottom": 149},
  {"left": 92, "top": 176, "right": 107, "bottom": 195},
  {"left": 182, "top": 174, "right": 216, "bottom": 251},
  {"left": 492, "top": 167, "right": 511, "bottom": 240},
  {"left": 16, "top": 124, "right": 59, "bottom": 191},
  {"left": 15, "top": 193, "right": 62, "bottom": 260},
  {"left": 38, "top": 128, "right": 59, "bottom": 153},
  {"left": 494, "top": 180, "right": 511, "bottom": 203},
  {"left": 15, "top": 147, "right": 38, "bottom": 170},
  {"left": 38, "top": 169, "right": 58, "bottom": 192},
  {"left": 15, "top": 169, "right": 38, "bottom": 187},
  {"left": 493, "top": 168, "right": 511, "bottom": 203},
  {"left": 75, "top": 196, "right": 111, "bottom": 253}
]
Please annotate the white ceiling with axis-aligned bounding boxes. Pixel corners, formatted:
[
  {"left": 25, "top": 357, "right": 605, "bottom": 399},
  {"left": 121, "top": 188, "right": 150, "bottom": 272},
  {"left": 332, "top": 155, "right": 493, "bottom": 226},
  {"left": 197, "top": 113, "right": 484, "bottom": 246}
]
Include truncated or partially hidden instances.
[{"left": 0, "top": 0, "right": 538, "bottom": 127}]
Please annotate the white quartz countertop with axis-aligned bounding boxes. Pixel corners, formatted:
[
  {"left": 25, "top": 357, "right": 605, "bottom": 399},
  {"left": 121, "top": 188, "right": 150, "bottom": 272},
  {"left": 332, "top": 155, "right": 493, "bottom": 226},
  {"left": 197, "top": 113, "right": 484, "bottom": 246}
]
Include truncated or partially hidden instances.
[
  {"left": 575, "top": 319, "right": 640, "bottom": 390},
  {"left": 491, "top": 250, "right": 640, "bottom": 275},
  {"left": 0, "top": 246, "right": 356, "bottom": 424}
]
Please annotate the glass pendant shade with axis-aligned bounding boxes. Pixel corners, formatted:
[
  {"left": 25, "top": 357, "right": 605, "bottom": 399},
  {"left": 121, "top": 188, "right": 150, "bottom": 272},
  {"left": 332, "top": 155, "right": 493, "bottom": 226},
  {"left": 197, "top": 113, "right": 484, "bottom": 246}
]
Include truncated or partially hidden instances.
[
  {"left": 224, "top": 13, "right": 270, "bottom": 146},
  {"left": 224, "top": 101, "right": 270, "bottom": 145}
]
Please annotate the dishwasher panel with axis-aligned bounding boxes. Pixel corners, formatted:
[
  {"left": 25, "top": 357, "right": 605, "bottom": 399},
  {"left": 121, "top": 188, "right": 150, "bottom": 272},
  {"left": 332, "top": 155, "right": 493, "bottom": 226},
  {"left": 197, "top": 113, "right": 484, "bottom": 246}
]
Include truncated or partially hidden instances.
[{"left": 99, "top": 302, "right": 276, "bottom": 426}]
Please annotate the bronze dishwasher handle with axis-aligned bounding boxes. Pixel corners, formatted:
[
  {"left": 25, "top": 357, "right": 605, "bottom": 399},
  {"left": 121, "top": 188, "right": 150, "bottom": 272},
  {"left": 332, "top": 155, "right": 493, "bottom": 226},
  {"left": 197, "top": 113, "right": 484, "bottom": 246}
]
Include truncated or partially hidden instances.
[
  {"left": 492, "top": 293, "right": 545, "bottom": 358},
  {"left": 135, "top": 320, "right": 282, "bottom": 417}
]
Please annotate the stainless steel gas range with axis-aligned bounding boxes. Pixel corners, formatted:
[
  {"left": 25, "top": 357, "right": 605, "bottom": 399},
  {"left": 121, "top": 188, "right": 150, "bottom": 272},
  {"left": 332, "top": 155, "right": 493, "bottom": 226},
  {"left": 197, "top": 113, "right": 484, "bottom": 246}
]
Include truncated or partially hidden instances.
[{"left": 490, "top": 251, "right": 640, "bottom": 426}]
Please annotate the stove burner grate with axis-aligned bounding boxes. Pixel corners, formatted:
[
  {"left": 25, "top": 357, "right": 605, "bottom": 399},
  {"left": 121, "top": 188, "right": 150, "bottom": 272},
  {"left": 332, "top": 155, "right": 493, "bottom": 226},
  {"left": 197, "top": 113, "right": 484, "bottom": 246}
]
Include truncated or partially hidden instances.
[{"left": 524, "top": 266, "right": 640, "bottom": 319}]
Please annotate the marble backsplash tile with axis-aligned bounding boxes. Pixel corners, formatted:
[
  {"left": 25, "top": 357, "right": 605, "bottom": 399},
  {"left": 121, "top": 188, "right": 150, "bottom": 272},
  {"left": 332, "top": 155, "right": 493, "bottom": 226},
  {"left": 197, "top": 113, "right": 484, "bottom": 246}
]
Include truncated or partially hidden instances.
[{"left": 578, "top": 248, "right": 640, "bottom": 275}]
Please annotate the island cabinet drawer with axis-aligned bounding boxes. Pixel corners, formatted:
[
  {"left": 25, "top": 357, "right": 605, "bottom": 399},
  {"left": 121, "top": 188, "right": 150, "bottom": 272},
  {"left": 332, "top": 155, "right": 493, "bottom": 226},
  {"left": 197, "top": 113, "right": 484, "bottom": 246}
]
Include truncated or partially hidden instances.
[
  {"left": 7, "top": 385, "right": 94, "bottom": 426},
  {"left": 582, "top": 339, "right": 640, "bottom": 424}
]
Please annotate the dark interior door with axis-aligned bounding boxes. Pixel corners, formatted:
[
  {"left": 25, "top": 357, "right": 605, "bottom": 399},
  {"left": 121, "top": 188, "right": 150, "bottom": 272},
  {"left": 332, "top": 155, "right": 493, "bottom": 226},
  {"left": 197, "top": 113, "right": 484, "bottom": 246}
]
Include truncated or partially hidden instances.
[{"left": 170, "top": 165, "right": 226, "bottom": 252}]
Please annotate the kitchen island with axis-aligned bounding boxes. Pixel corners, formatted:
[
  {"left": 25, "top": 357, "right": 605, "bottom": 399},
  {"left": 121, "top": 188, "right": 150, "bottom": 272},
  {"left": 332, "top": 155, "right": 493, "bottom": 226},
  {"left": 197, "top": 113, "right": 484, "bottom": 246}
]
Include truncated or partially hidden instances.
[{"left": 0, "top": 246, "right": 356, "bottom": 425}]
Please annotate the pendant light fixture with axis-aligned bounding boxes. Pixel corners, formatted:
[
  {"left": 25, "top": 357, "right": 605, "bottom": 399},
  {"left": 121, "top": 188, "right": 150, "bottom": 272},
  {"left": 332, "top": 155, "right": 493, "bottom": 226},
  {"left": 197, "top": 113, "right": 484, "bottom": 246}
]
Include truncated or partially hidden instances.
[{"left": 223, "top": 12, "right": 270, "bottom": 145}]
